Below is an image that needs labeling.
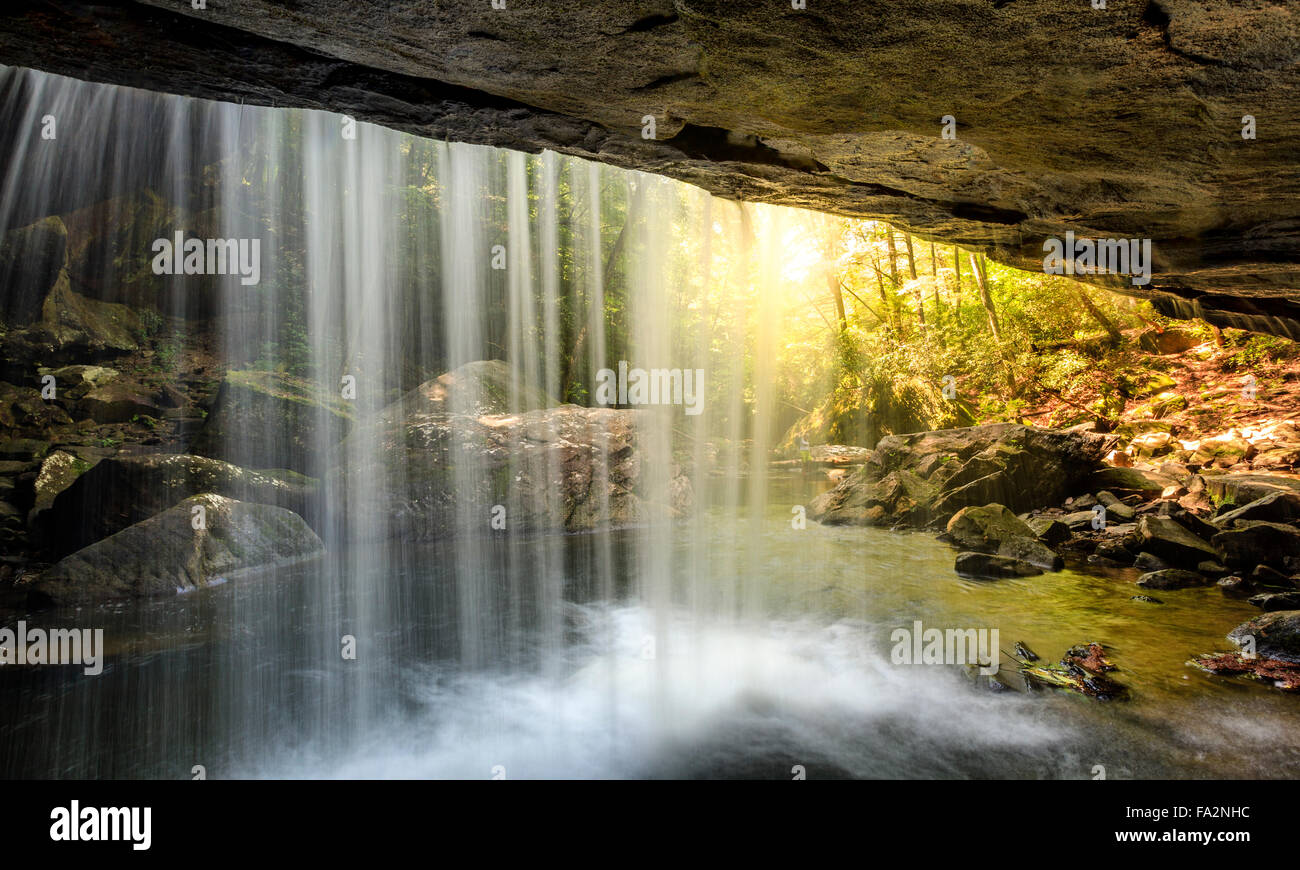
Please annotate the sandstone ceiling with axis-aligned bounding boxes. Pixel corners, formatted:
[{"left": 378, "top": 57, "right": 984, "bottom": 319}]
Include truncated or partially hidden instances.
[{"left": 1, "top": 0, "right": 1298, "bottom": 335}]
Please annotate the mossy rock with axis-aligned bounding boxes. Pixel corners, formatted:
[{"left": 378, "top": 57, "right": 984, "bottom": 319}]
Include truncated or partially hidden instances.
[
  {"left": 379, "top": 359, "right": 554, "bottom": 424},
  {"left": 30, "top": 494, "right": 323, "bottom": 606},
  {"left": 191, "top": 370, "right": 356, "bottom": 476},
  {"left": 43, "top": 452, "right": 315, "bottom": 555},
  {"left": 1120, "top": 371, "right": 1177, "bottom": 400}
]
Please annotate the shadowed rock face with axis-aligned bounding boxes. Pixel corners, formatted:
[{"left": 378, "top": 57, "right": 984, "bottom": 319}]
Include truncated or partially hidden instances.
[
  {"left": 1, "top": 1, "right": 1298, "bottom": 334},
  {"left": 808, "top": 422, "right": 1109, "bottom": 528}
]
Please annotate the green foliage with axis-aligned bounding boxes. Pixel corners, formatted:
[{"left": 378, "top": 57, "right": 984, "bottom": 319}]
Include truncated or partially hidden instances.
[
  {"left": 137, "top": 308, "right": 163, "bottom": 341},
  {"left": 1222, "top": 331, "right": 1296, "bottom": 371},
  {"left": 154, "top": 330, "right": 183, "bottom": 370}
]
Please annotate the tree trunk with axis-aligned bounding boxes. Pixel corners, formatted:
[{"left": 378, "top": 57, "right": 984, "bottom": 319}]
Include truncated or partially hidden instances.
[
  {"left": 828, "top": 271, "right": 847, "bottom": 332},
  {"left": 1073, "top": 285, "right": 1122, "bottom": 344},
  {"left": 970, "top": 252, "right": 1001, "bottom": 341},
  {"left": 562, "top": 194, "right": 635, "bottom": 398},
  {"left": 885, "top": 231, "right": 900, "bottom": 287},
  {"left": 952, "top": 247, "right": 962, "bottom": 325},
  {"left": 871, "top": 258, "right": 893, "bottom": 329}
]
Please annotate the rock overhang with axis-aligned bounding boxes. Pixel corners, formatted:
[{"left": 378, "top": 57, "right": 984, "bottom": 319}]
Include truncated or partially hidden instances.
[{"left": 0, "top": 0, "right": 1297, "bottom": 335}]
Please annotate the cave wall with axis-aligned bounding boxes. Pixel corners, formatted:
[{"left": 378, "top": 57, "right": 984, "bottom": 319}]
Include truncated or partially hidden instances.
[{"left": 0, "top": 0, "right": 1298, "bottom": 334}]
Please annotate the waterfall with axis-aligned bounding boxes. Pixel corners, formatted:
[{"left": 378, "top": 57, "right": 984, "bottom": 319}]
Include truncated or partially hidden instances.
[
  {"left": 0, "top": 65, "right": 856, "bottom": 777},
  {"left": 7, "top": 65, "right": 1300, "bottom": 782}
]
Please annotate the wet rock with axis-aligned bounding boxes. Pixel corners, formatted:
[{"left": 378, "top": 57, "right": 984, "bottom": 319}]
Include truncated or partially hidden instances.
[
  {"left": 27, "top": 449, "right": 94, "bottom": 523},
  {"left": 954, "top": 551, "right": 1043, "bottom": 579},
  {"left": 0, "top": 215, "right": 66, "bottom": 327},
  {"left": 79, "top": 382, "right": 163, "bottom": 423},
  {"left": 1133, "top": 551, "right": 1172, "bottom": 572},
  {"left": 0, "top": 439, "right": 50, "bottom": 462},
  {"left": 1096, "top": 490, "right": 1135, "bottom": 522},
  {"left": 1218, "top": 575, "right": 1253, "bottom": 595},
  {"left": 1250, "top": 564, "right": 1296, "bottom": 587},
  {"left": 996, "top": 534, "right": 1064, "bottom": 571},
  {"left": 1196, "top": 560, "right": 1229, "bottom": 577},
  {"left": 1248, "top": 592, "right": 1300, "bottom": 612},
  {"left": 0, "top": 381, "right": 74, "bottom": 431},
  {"left": 1068, "top": 493, "right": 1099, "bottom": 510},
  {"left": 1213, "top": 491, "right": 1300, "bottom": 526},
  {"left": 946, "top": 503, "right": 1061, "bottom": 569},
  {"left": 1027, "top": 516, "right": 1070, "bottom": 546},
  {"left": 28, "top": 494, "right": 323, "bottom": 606},
  {"left": 40, "top": 365, "right": 119, "bottom": 399},
  {"left": 1094, "top": 540, "right": 1135, "bottom": 564},
  {"left": 1130, "top": 595, "right": 1164, "bottom": 604},
  {"left": 809, "top": 423, "right": 1106, "bottom": 528},
  {"left": 1135, "top": 514, "right": 1218, "bottom": 568},
  {"left": 1166, "top": 508, "right": 1220, "bottom": 542},
  {"left": 945, "top": 503, "right": 1033, "bottom": 550},
  {"left": 0, "top": 500, "right": 24, "bottom": 546},
  {"left": 0, "top": 217, "right": 140, "bottom": 362},
  {"left": 1014, "top": 641, "right": 1038, "bottom": 661},
  {"left": 1062, "top": 509, "right": 1101, "bottom": 531},
  {"left": 1213, "top": 522, "right": 1300, "bottom": 572},
  {"left": 1202, "top": 474, "right": 1300, "bottom": 508},
  {"left": 1228, "top": 611, "right": 1300, "bottom": 664},
  {"left": 1087, "top": 467, "right": 1179, "bottom": 498},
  {"left": 391, "top": 359, "right": 552, "bottom": 418},
  {"left": 45, "top": 453, "right": 312, "bottom": 555},
  {"left": 1137, "top": 569, "right": 1210, "bottom": 590},
  {"left": 334, "top": 402, "right": 691, "bottom": 539},
  {"left": 191, "top": 369, "right": 357, "bottom": 477}
]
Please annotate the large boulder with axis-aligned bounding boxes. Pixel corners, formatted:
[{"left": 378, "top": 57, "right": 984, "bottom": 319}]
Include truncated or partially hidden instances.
[
  {"left": 946, "top": 504, "right": 1062, "bottom": 569},
  {"left": 190, "top": 370, "right": 356, "bottom": 476},
  {"left": 78, "top": 382, "right": 164, "bottom": 423},
  {"left": 1086, "top": 466, "right": 1179, "bottom": 498},
  {"left": 1136, "top": 569, "right": 1210, "bottom": 590},
  {"left": 0, "top": 216, "right": 140, "bottom": 365},
  {"left": 0, "top": 381, "right": 71, "bottom": 431},
  {"left": 27, "top": 449, "right": 94, "bottom": 522},
  {"left": 40, "top": 365, "right": 120, "bottom": 399},
  {"left": 44, "top": 453, "right": 313, "bottom": 555},
  {"left": 1213, "top": 491, "right": 1300, "bottom": 526},
  {"left": 954, "top": 552, "right": 1042, "bottom": 579},
  {"left": 379, "top": 359, "right": 553, "bottom": 422},
  {"left": 946, "top": 503, "right": 1034, "bottom": 550},
  {"left": 1213, "top": 522, "right": 1300, "bottom": 573},
  {"left": 1134, "top": 514, "right": 1218, "bottom": 569},
  {"left": 332, "top": 402, "right": 691, "bottom": 540},
  {"left": 809, "top": 423, "right": 1107, "bottom": 528},
  {"left": 1228, "top": 611, "right": 1300, "bottom": 665},
  {"left": 1203, "top": 473, "right": 1300, "bottom": 508},
  {"left": 28, "top": 494, "right": 323, "bottom": 605},
  {"left": 0, "top": 215, "right": 67, "bottom": 327}
]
